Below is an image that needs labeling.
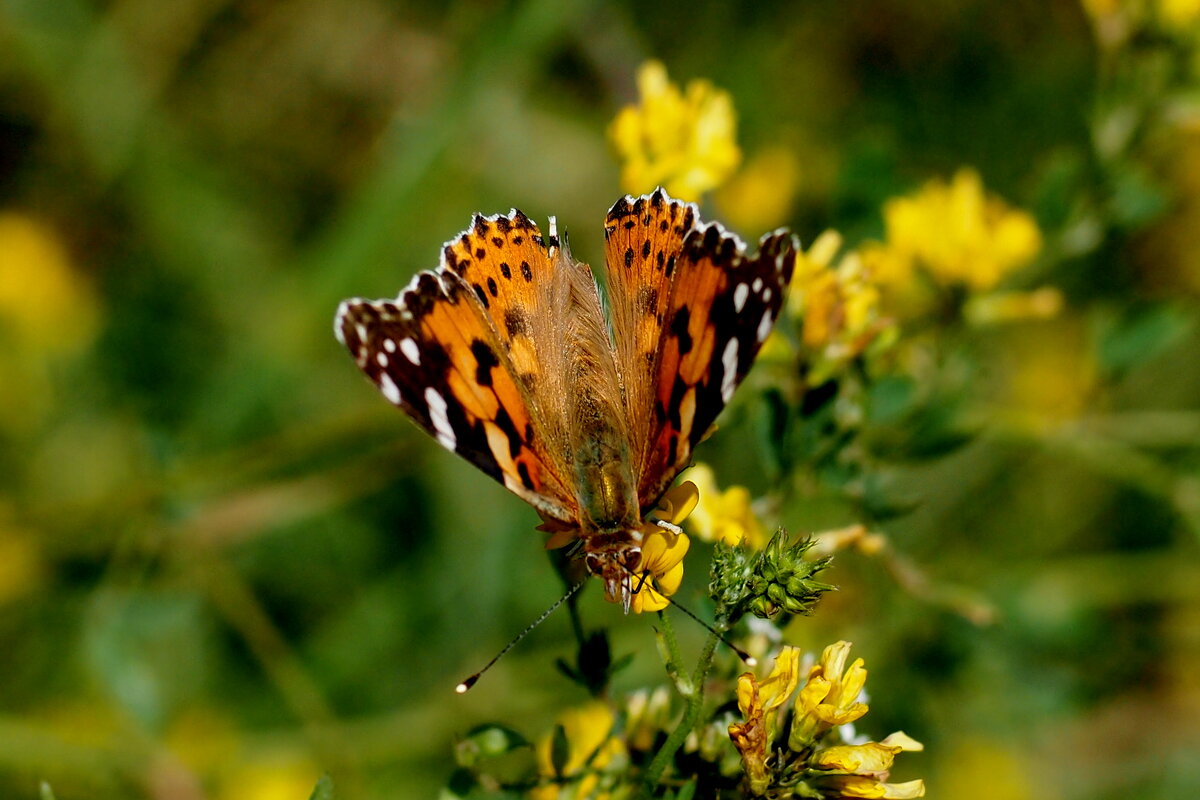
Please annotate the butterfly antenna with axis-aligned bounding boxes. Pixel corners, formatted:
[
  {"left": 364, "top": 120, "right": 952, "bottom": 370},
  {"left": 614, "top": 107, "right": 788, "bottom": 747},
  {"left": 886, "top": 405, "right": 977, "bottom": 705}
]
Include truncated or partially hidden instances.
[
  {"left": 617, "top": 561, "right": 755, "bottom": 666},
  {"left": 455, "top": 580, "right": 586, "bottom": 693},
  {"left": 664, "top": 593, "right": 757, "bottom": 666}
]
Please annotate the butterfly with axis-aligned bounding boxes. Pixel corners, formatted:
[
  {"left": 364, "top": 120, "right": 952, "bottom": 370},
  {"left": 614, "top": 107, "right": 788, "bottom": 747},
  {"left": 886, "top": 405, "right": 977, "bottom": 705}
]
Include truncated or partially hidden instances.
[{"left": 335, "top": 188, "right": 796, "bottom": 611}]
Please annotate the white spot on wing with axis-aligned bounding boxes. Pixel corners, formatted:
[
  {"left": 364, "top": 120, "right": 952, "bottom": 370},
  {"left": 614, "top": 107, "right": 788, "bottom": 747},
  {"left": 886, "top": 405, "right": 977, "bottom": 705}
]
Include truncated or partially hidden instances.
[
  {"left": 752, "top": 277, "right": 763, "bottom": 292},
  {"left": 383, "top": 338, "right": 397, "bottom": 353},
  {"left": 401, "top": 338, "right": 421, "bottom": 365},
  {"left": 379, "top": 373, "right": 402, "bottom": 405},
  {"left": 763, "top": 288, "right": 772, "bottom": 302},
  {"left": 733, "top": 282, "right": 750, "bottom": 313},
  {"left": 376, "top": 352, "right": 388, "bottom": 367},
  {"left": 757, "top": 310, "right": 774, "bottom": 343},
  {"left": 333, "top": 301, "right": 350, "bottom": 344},
  {"left": 425, "top": 387, "right": 457, "bottom": 451},
  {"left": 721, "top": 338, "right": 739, "bottom": 402}
]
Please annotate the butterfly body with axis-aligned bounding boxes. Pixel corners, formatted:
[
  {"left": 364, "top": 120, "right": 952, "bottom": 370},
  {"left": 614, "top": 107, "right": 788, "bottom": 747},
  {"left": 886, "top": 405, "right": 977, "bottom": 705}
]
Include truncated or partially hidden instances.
[{"left": 336, "top": 189, "right": 796, "bottom": 610}]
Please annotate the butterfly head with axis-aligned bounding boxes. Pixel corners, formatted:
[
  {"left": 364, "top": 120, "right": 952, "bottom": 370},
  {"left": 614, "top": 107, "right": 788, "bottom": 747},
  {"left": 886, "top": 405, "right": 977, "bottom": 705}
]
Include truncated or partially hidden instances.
[{"left": 583, "top": 543, "right": 643, "bottom": 613}]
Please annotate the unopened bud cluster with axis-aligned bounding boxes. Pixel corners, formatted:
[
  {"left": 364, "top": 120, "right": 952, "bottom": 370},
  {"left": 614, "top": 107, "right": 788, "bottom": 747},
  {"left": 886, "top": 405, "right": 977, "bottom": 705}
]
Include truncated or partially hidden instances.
[{"left": 711, "top": 529, "right": 835, "bottom": 620}]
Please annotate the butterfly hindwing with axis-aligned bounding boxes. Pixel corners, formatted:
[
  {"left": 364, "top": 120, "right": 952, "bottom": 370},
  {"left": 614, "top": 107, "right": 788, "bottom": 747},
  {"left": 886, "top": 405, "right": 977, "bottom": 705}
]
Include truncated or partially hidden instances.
[{"left": 336, "top": 269, "right": 577, "bottom": 523}]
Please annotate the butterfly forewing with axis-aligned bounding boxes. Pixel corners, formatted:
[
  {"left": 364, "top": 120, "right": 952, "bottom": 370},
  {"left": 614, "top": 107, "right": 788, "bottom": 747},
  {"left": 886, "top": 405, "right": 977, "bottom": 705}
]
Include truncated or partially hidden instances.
[
  {"left": 336, "top": 269, "right": 577, "bottom": 523},
  {"left": 604, "top": 189, "right": 696, "bottom": 455},
  {"left": 603, "top": 196, "right": 797, "bottom": 511}
]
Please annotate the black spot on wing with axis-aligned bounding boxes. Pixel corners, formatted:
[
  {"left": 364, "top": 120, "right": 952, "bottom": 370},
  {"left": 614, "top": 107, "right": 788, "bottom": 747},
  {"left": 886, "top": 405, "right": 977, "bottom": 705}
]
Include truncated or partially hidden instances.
[
  {"left": 670, "top": 306, "right": 693, "bottom": 355},
  {"left": 470, "top": 338, "right": 499, "bottom": 387}
]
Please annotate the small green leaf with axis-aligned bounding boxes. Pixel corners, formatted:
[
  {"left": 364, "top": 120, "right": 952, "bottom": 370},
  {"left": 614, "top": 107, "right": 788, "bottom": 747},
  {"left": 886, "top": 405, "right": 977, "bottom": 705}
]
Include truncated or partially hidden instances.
[
  {"left": 442, "top": 768, "right": 478, "bottom": 799},
  {"left": 674, "top": 779, "right": 698, "bottom": 800},
  {"left": 307, "top": 774, "right": 334, "bottom": 800},
  {"left": 550, "top": 723, "right": 571, "bottom": 778},
  {"left": 1096, "top": 305, "right": 1191, "bottom": 379}
]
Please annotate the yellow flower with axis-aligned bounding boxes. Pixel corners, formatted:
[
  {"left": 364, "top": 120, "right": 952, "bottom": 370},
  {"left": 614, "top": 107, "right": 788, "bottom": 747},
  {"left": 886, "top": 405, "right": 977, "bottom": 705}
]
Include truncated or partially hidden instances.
[
  {"left": 728, "top": 642, "right": 924, "bottom": 798},
  {"left": 1159, "top": 0, "right": 1200, "bottom": 30},
  {"left": 532, "top": 702, "right": 627, "bottom": 800},
  {"left": 218, "top": 753, "right": 319, "bottom": 800},
  {"left": 880, "top": 168, "right": 1041, "bottom": 292},
  {"left": 609, "top": 61, "right": 741, "bottom": 201},
  {"left": 685, "top": 463, "right": 768, "bottom": 549},
  {"left": 812, "top": 775, "right": 926, "bottom": 799},
  {"left": 728, "top": 647, "right": 804, "bottom": 795},
  {"left": 783, "top": 232, "right": 895, "bottom": 382},
  {"left": 812, "top": 733, "right": 924, "bottom": 776},
  {"left": 962, "top": 287, "right": 1064, "bottom": 326},
  {"left": 0, "top": 519, "right": 45, "bottom": 605},
  {"left": 629, "top": 482, "right": 696, "bottom": 613},
  {"left": 716, "top": 146, "right": 801, "bottom": 236},
  {"left": 729, "top": 675, "right": 771, "bottom": 795},
  {"left": 0, "top": 212, "right": 99, "bottom": 353},
  {"left": 789, "top": 641, "right": 869, "bottom": 750}
]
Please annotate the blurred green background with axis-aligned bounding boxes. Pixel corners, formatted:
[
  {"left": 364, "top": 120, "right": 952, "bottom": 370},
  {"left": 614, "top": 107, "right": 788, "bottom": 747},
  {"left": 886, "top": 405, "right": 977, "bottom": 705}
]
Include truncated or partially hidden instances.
[{"left": 1, "top": 0, "right": 1198, "bottom": 798}]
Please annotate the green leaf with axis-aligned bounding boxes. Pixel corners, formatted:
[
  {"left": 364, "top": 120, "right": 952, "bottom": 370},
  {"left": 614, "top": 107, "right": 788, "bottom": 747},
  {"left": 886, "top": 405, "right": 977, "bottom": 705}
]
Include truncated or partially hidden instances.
[
  {"left": 550, "top": 723, "right": 571, "bottom": 778},
  {"left": 307, "top": 774, "right": 334, "bottom": 800},
  {"left": 1096, "top": 305, "right": 1191, "bottom": 379}
]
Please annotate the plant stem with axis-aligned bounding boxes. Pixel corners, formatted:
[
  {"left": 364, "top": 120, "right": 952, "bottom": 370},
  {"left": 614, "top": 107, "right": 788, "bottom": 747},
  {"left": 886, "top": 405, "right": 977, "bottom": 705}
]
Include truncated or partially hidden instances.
[
  {"left": 638, "top": 627, "right": 721, "bottom": 797},
  {"left": 656, "top": 611, "right": 688, "bottom": 693}
]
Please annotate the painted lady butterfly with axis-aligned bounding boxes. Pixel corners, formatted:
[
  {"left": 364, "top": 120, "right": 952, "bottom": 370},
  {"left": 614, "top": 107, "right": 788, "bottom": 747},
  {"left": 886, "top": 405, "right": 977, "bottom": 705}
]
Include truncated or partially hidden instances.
[{"left": 335, "top": 189, "right": 796, "bottom": 611}]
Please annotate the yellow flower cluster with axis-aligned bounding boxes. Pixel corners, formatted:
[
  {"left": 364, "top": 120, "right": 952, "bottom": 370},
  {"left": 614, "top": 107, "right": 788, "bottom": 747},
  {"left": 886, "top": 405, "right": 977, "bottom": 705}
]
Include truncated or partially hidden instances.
[
  {"left": 609, "top": 61, "right": 741, "bottom": 202},
  {"left": 870, "top": 169, "right": 1041, "bottom": 294},
  {"left": 729, "top": 642, "right": 925, "bottom": 798},
  {"left": 531, "top": 702, "right": 627, "bottom": 800},
  {"left": 786, "top": 231, "right": 896, "bottom": 382}
]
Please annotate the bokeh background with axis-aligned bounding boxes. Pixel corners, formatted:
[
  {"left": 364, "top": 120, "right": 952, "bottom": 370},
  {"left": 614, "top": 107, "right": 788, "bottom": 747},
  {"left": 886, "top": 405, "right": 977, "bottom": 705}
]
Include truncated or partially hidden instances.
[{"left": 2, "top": 0, "right": 1199, "bottom": 798}]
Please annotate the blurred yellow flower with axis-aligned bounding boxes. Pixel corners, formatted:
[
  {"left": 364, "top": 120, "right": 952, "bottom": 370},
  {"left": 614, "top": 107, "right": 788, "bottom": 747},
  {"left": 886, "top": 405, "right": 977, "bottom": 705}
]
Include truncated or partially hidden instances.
[
  {"left": 935, "top": 739, "right": 1036, "bottom": 800},
  {"left": 879, "top": 169, "right": 1041, "bottom": 293},
  {"left": 532, "top": 701, "right": 627, "bottom": 800},
  {"left": 609, "top": 61, "right": 741, "bottom": 201},
  {"left": 219, "top": 753, "right": 319, "bottom": 800},
  {"left": 787, "top": 231, "right": 894, "bottom": 381},
  {"left": 624, "top": 686, "right": 673, "bottom": 752},
  {"left": 963, "top": 287, "right": 1065, "bottom": 326},
  {"left": 0, "top": 212, "right": 99, "bottom": 353},
  {"left": 1160, "top": 0, "right": 1200, "bottom": 29},
  {"left": 716, "top": 146, "right": 801, "bottom": 235},
  {"left": 685, "top": 463, "right": 769, "bottom": 550},
  {"left": 0, "top": 520, "right": 45, "bottom": 605}
]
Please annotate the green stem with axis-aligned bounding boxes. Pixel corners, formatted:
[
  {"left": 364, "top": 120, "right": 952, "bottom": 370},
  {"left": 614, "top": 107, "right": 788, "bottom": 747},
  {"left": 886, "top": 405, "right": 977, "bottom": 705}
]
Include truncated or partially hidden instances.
[
  {"left": 639, "top": 628, "right": 721, "bottom": 797},
  {"left": 656, "top": 611, "right": 687, "bottom": 692}
]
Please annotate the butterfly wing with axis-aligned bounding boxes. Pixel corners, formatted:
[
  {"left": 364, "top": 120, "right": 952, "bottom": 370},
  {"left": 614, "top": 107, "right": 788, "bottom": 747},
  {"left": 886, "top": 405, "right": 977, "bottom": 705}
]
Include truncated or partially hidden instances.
[
  {"left": 604, "top": 189, "right": 797, "bottom": 512},
  {"left": 336, "top": 266, "right": 578, "bottom": 523}
]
